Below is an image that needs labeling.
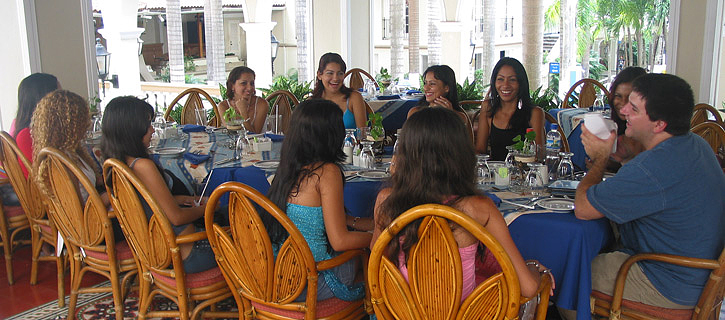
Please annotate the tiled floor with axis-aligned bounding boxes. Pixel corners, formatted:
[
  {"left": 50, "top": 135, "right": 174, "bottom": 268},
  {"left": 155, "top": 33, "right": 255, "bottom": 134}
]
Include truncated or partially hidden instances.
[{"left": 0, "top": 245, "right": 105, "bottom": 318}]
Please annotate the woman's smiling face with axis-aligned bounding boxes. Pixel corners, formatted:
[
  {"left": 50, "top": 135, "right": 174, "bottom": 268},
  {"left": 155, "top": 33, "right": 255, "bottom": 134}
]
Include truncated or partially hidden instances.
[
  {"left": 423, "top": 72, "right": 449, "bottom": 103},
  {"left": 318, "top": 62, "right": 345, "bottom": 93},
  {"left": 495, "top": 65, "right": 520, "bottom": 103}
]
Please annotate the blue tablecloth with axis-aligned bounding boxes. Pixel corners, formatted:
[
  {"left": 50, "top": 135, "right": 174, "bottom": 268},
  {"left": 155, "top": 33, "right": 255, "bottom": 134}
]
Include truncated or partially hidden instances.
[{"left": 371, "top": 98, "right": 419, "bottom": 134}]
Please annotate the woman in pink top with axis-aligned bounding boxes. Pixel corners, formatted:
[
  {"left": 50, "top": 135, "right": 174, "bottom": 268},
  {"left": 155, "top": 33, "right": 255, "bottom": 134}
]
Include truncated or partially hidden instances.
[{"left": 371, "top": 107, "right": 548, "bottom": 300}]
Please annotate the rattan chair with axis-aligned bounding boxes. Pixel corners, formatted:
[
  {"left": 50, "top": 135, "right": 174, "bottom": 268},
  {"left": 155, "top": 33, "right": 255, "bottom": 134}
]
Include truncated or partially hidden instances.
[
  {"left": 36, "top": 148, "right": 137, "bottom": 320},
  {"left": 0, "top": 132, "right": 65, "bottom": 306},
  {"left": 368, "top": 204, "right": 551, "bottom": 320},
  {"left": 204, "top": 182, "right": 368, "bottom": 319},
  {"left": 562, "top": 78, "right": 610, "bottom": 109},
  {"left": 691, "top": 122, "right": 725, "bottom": 155},
  {"left": 102, "top": 158, "right": 235, "bottom": 320},
  {"left": 691, "top": 103, "right": 724, "bottom": 128},
  {"left": 265, "top": 90, "right": 298, "bottom": 135},
  {"left": 0, "top": 177, "right": 30, "bottom": 285},
  {"left": 544, "top": 112, "right": 571, "bottom": 152},
  {"left": 344, "top": 68, "right": 379, "bottom": 91},
  {"left": 164, "top": 88, "right": 221, "bottom": 127},
  {"left": 590, "top": 247, "right": 725, "bottom": 320}
]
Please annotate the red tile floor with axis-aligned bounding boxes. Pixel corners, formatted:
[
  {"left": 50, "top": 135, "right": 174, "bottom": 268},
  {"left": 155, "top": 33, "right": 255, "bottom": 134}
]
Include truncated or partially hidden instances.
[{"left": 0, "top": 244, "right": 106, "bottom": 318}]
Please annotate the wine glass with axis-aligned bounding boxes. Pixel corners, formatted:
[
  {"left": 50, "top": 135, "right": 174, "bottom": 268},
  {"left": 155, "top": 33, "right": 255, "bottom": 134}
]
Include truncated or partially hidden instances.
[
  {"left": 557, "top": 152, "right": 575, "bottom": 180},
  {"left": 359, "top": 141, "right": 376, "bottom": 170},
  {"left": 504, "top": 145, "right": 516, "bottom": 167},
  {"left": 526, "top": 163, "right": 546, "bottom": 196}
]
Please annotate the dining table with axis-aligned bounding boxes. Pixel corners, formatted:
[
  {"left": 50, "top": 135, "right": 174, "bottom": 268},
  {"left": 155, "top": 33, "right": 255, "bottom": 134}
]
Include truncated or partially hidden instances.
[
  {"left": 94, "top": 126, "right": 612, "bottom": 320},
  {"left": 367, "top": 95, "right": 420, "bottom": 134}
]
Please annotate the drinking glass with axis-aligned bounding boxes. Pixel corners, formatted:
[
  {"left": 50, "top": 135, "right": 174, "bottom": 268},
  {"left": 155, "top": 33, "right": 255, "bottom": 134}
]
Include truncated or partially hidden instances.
[
  {"left": 234, "top": 132, "right": 249, "bottom": 160},
  {"left": 557, "top": 152, "right": 575, "bottom": 180},
  {"left": 359, "top": 141, "right": 376, "bottom": 170},
  {"left": 526, "top": 163, "right": 546, "bottom": 196},
  {"left": 593, "top": 93, "right": 605, "bottom": 113},
  {"left": 194, "top": 107, "right": 208, "bottom": 126},
  {"left": 492, "top": 164, "right": 510, "bottom": 186},
  {"left": 476, "top": 154, "right": 492, "bottom": 185},
  {"left": 504, "top": 145, "right": 515, "bottom": 167},
  {"left": 357, "top": 126, "right": 371, "bottom": 142}
]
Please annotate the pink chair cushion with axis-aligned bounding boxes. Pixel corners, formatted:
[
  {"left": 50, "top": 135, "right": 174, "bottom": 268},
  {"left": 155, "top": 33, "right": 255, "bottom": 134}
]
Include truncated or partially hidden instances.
[
  {"left": 3, "top": 206, "right": 24, "bottom": 218},
  {"left": 591, "top": 290, "right": 694, "bottom": 320},
  {"left": 152, "top": 266, "right": 225, "bottom": 289},
  {"left": 84, "top": 240, "right": 134, "bottom": 261},
  {"left": 251, "top": 297, "right": 360, "bottom": 319}
]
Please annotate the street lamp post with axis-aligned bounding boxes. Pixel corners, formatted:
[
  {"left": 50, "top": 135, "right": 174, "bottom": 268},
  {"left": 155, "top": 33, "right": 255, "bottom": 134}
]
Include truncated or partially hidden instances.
[
  {"left": 95, "top": 38, "right": 111, "bottom": 97},
  {"left": 270, "top": 33, "right": 280, "bottom": 76}
]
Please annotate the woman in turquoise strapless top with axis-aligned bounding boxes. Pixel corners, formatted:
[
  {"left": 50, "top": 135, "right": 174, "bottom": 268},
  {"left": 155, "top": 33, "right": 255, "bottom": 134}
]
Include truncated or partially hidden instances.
[
  {"left": 266, "top": 99, "right": 374, "bottom": 301},
  {"left": 311, "top": 53, "right": 368, "bottom": 129}
]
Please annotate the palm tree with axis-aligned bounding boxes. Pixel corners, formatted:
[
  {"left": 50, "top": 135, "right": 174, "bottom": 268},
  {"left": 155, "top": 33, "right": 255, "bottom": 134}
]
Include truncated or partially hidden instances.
[
  {"left": 575, "top": 0, "right": 601, "bottom": 78},
  {"left": 409, "top": 0, "right": 420, "bottom": 74},
  {"left": 427, "top": 0, "right": 442, "bottom": 66},
  {"left": 295, "top": 0, "right": 310, "bottom": 82},
  {"left": 166, "top": 0, "right": 184, "bottom": 83},
  {"left": 391, "top": 0, "right": 405, "bottom": 79},
  {"left": 560, "top": 0, "right": 575, "bottom": 94},
  {"left": 522, "top": 0, "right": 544, "bottom": 89},
  {"left": 204, "top": 0, "right": 225, "bottom": 84}
]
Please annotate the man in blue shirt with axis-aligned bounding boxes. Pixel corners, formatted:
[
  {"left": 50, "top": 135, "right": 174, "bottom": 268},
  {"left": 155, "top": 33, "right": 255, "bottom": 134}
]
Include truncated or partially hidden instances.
[{"left": 574, "top": 74, "right": 724, "bottom": 314}]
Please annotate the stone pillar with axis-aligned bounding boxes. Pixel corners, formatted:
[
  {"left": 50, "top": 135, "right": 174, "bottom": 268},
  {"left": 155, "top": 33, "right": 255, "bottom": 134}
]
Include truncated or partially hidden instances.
[{"left": 240, "top": 22, "right": 277, "bottom": 88}]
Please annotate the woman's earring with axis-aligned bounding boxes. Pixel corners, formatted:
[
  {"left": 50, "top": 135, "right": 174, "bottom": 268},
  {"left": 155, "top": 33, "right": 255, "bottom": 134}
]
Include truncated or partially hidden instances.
[{"left": 517, "top": 100, "right": 522, "bottom": 110}]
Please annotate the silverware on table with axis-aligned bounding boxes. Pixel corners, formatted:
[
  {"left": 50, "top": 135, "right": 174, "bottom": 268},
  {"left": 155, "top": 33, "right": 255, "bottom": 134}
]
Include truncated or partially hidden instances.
[
  {"left": 214, "top": 158, "right": 234, "bottom": 166},
  {"left": 500, "top": 198, "right": 536, "bottom": 210}
]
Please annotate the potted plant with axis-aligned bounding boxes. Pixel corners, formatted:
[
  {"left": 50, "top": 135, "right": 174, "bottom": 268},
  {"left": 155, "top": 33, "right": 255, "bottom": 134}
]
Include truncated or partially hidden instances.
[
  {"left": 368, "top": 112, "right": 385, "bottom": 153},
  {"left": 511, "top": 129, "right": 537, "bottom": 163},
  {"left": 223, "top": 107, "right": 243, "bottom": 130},
  {"left": 375, "top": 67, "right": 393, "bottom": 92}
]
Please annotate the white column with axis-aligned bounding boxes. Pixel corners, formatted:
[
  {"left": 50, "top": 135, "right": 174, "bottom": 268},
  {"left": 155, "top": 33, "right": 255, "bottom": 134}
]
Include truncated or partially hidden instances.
[
  {"left": 438, "top": 21, "right": 473, "bottom": 82},
  {"left": 99, "top": 28, "right": 144, "bottom": 96},
  {"left": 240, "top": 22, "right": 277, "bottom": 89}
]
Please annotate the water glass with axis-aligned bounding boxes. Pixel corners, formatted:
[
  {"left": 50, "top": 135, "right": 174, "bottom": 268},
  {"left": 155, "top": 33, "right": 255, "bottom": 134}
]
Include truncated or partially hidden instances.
[
  {"left": 476, "top": 154, "right": 492, "bottom": 185},
  {"left": 492, "top": 163, "right": 510, "bottom": 186},
  {"left": 359, "top": 141, "right": 376, "bottom": 170},
  {"left": 593, "top": 94, "right": 605, "bottom": 113},
  {"left": 526, "top": 163, "right": 546, "bottom": 196},
  {"left": 357, "top": 126, "right": 371, "bottom": 142},
  {"left": 504, "top": 146, "right": 515, "bottom": 167},
  {"left": 557, "top": 152, "right": 575, "bottom": 180},
  {"left": 194, "top": 107, "right": 208, "bottom": 126}
]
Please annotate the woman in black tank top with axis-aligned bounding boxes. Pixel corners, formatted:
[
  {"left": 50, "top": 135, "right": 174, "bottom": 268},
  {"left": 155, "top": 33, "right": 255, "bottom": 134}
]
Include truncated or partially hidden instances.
[{"left": 476, "top": 58, "right": 544, "bottom": 161}]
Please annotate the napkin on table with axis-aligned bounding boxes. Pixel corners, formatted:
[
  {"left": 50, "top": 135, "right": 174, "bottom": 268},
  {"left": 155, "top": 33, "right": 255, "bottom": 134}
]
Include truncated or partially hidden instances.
[
  {"left": 377, "top": 95, "right": 401, "bottom": 100},
  {"left": 264, "top": 133, "right": 284, "bottom": 142},
  {"left": 406, "top": 90, "right": 422, "bottom": 94},
  {"left": 182, "top": 124, "right": 206, "bottom": 133},
  {"left": 183, "top": 152, "right": 210, "bottom": 165}
]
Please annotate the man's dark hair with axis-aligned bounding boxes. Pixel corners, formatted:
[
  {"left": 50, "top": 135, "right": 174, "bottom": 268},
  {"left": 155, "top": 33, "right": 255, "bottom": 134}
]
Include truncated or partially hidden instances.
[{"left": 632, "top": 74, "right": 694, "bottom": 136}]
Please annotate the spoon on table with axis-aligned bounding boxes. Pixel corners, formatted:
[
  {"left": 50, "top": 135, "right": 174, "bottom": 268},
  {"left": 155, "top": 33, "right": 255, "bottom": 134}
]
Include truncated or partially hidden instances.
[{"left": 194, "top": 169, "right": 214, "bottom": 207}]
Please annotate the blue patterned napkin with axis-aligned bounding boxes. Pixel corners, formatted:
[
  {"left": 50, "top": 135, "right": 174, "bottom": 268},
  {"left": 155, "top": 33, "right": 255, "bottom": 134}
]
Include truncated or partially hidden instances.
[
  {"left": 182, "top": 124, "right": 206, "bottom": 133},
  {"left": 377, "top": 95, "right": 401, "bottom": 100}
]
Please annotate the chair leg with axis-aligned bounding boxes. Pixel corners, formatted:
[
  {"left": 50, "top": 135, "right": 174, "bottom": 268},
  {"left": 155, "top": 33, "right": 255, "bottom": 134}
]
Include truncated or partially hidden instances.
[
  {"left": 2, "top": 231, "right": 13, "bottom": 285},
  {"left": 66, "top": 254, "right": 81, "bottom": 320},
  {"left": 56, "top": 253, "right": 65, "bottom": 308},
  {"left": 29, "top": 229, "right": 41, "bottom": 285},
  {"left": 137, "top": 274, "right": 151, "bottom": 320},
  {"left": 109, "top": 267, "right": 126, "bottom": 320}
]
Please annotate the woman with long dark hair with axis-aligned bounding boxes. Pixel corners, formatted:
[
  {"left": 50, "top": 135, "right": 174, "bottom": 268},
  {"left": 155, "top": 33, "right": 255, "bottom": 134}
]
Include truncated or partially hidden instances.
[
  {"left": 101, "top": 96, "right": 216, "bottom": 274},
  {"left": 608, "top": 66, "right": 646, "bottom": 165},
  {"left": 407, "top": 65, "right": 463, "bottom": 116},
  {"left": 266, "top": 98, "right": 373, "bottom": 301},
  {"left": 476, "top": 57, "right": 544, "bottom": 160},
  {"left": 311, "top": 53, "right": 367, "bottom": 129},
  {"left": 217, "top": 66, "right": 269, "bottom": 133},
  {"left": 372, "top": 107, "right": 546, "bottom": 300}
]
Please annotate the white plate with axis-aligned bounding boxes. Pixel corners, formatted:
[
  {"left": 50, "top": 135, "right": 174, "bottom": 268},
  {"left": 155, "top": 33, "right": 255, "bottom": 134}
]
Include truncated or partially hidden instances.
[
  {"left": 356, "top": 170, "right": 390, "bottom": 179},
  {"left": 253, "top": 160, "right": 280, "bottom": 169},
  {"left": 152, "top": 147, "right": 186, "bottom": 156},
  {"left": 536, "top": 198, "right": 575, "bottom": 212},
  {"left": 548, "top": 180, "right": 579, "bottom": 190}
]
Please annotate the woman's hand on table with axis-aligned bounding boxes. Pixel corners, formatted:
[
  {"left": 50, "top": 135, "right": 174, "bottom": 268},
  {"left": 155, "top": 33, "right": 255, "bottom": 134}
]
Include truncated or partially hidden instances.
[{"left": 526, "top": 259, "right": 555, "bottom": 296}]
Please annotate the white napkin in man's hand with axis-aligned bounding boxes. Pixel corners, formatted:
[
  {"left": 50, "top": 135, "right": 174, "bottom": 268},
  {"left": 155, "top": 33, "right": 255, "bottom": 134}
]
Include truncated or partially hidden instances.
[{"left": 583, "top": 113, "right": 618, "bottom": 153}]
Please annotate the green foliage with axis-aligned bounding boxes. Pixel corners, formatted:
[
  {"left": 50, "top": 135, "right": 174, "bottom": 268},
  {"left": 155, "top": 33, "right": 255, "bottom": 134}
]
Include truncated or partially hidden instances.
[
  {"left": 219, "top": 83, "right": 227, "bottom": 100},
  {"left": 184, "top": 56, "right": 196, "bottom": 72},
  {"left": 165, "top": 103, "right": 183, "bottom": 123},
  {"left": 588, "top": 58, "right": 607, "bottom": 80},
  {"left": 530, "top": 86, "right": 562, "bottom": 112},
  {"left": 259, "top": 70, "right": 313, "bottom": 105},
  {"left": 375, "top": 67, "right": 396, "bottom": 90},
  {"left": 512, "top": 130, "right": 537, "bottom": 152},
  {"left": 89, "top": 96, "right": 101, "bottom": 113},
  {"left": 368, "top": 112, "right": 384, "bottom": 140},
  {"left": 223, "top": 107, "right": 240, "bottom": 122},
  {"left": 456, "top": 70, "right": 487, "bottom": 105}
]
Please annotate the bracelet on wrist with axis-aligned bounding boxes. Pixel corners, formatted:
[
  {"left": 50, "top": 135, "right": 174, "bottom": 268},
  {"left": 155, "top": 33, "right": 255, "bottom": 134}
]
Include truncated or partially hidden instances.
[
  {"left": 352, "top": 216, "right": 360, "bottom": 229},
  {"left": 526, "top": 260, "right": 540, "bottom": 269}
]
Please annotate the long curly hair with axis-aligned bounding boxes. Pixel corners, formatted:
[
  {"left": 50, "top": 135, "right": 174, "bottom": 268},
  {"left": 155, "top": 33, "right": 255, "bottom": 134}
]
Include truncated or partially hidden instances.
[
  {"left": 15, "top": 73, "right": 59, "bottom": 135},
  {"left": 418, "top": 65, "right": 462, "bottom": 112},
  {"left": 266, "top": 99, "right": 346, "bottom": 243},
  {"left": 487, "top": 57, "right": 534, "bottom": 130},
  {"left": 377, "top": 107, "right": 478, "bottom": 262},
  {"left": 32, "top": 90, "right": 96, "bottom": 195}
]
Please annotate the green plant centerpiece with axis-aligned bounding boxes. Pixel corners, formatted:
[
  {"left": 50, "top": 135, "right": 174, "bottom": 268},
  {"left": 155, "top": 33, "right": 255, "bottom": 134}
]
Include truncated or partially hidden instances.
[
  {"left": 511, "top": 129, "right": 537, "bottom": 163},
  {"left": 375, "top": 67, "right": 393, "bottom": 92},
  {"left": 367, "top": 112, "right": 385, "bottom": 154},
  {"left": 223, "top": 107, "right": 243, "bottom": 130}
]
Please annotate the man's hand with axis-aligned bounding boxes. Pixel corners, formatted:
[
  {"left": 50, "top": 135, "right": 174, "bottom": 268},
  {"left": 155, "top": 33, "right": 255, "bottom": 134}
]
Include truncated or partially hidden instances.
[
  {"left": 581, "top": 126, "right": 616, "bottom": 163},
  {"left": 611, "top": 135, "right": 644, "bottom": 164}
]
